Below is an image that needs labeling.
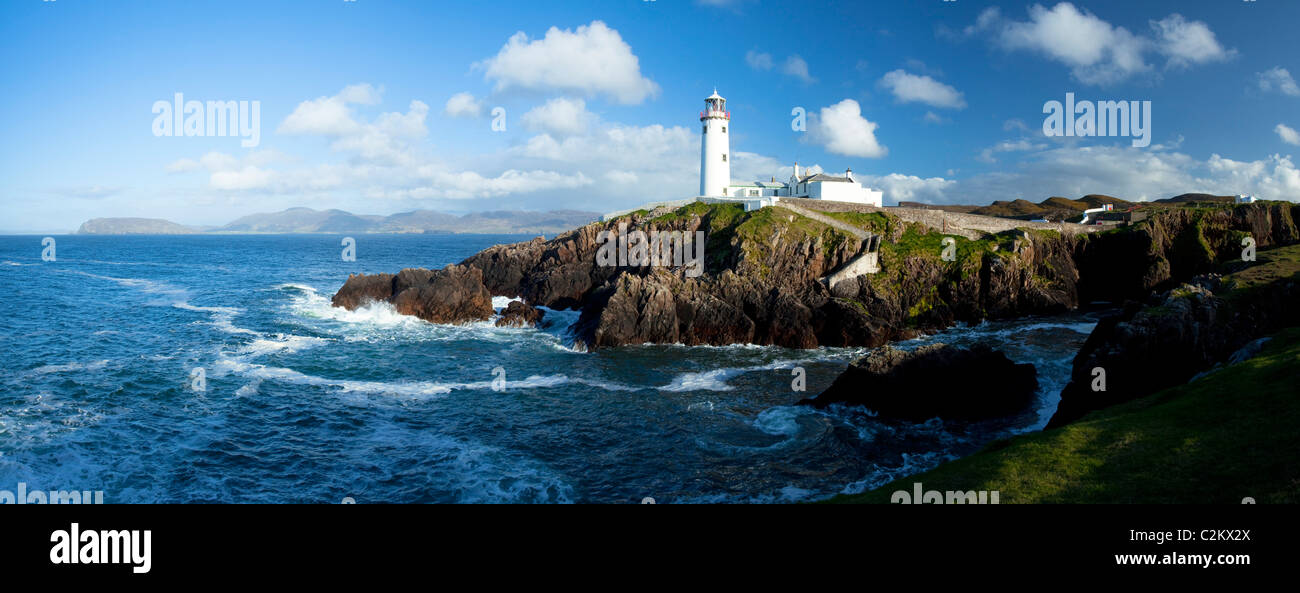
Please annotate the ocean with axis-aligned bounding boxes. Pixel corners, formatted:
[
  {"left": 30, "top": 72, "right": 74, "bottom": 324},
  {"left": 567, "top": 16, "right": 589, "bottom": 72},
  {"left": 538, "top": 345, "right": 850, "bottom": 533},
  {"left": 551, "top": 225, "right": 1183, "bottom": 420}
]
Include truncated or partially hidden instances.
[{"left": 0, "top": 234, "right": 1097, "bottom": 503}]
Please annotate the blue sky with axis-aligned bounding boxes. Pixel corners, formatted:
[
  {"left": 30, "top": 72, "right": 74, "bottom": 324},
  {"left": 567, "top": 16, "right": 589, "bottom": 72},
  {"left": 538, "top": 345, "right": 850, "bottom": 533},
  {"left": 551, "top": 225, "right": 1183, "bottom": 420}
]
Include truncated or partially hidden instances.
[{"left": 2, "top": 0, "right": 1298, "bottom": 231}]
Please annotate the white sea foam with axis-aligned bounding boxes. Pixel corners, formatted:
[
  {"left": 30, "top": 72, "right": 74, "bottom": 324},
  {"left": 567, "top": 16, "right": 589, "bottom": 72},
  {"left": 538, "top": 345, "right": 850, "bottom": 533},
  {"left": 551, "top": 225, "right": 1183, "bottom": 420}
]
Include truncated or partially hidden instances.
[
  {"left": 31, "top": 359, "right": 112, "bottom": 375},
  {"left": 210, "top": 358, "right": 452, "bottom": 397},
  {"left": 753, "top": 406, "right": 809, "bottom": 437},
  {"left": 210, "top": 351, "right": 644, "bottom": 397},
  {"left": 236, "top": 334, "right": 329, "bottom": 357},
  {"left": 173, "top": 302, "right": 255, "bottom": 335},
  {"left": 63, "top": 270, "right": 192, "bottom": 304},
  {"left": 286, "top": 284, "right": 427, "bottom": 329},
  {"left": 58, "top": 269, "right": 258, "bottom": 338},
  {"left": 838, "top": 450, "right": 954, "bottom": 495},
  {"left": 492, "top": 296, "right": 522, "bottom": 310},
  {"left": 659, "top": 368, "right": 743, "bottom": 392},
  {"left": 657, "top": 353, "right": 853, "bottom": 392}
]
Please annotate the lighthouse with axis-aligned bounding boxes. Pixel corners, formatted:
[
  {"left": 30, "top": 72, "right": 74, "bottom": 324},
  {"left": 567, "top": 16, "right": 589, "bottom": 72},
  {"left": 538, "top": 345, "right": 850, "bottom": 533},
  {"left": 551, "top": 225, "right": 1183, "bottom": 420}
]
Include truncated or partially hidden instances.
[{"left": 699, "top": 90, "right": 730, "bottom": 196}]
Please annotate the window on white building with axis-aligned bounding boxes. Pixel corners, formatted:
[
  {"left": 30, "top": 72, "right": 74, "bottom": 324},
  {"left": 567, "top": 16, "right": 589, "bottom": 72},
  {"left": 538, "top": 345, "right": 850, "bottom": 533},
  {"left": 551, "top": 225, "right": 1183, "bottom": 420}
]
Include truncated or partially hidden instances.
[{"left": 721, "top": 154, "right": 726, "bottom": 162}]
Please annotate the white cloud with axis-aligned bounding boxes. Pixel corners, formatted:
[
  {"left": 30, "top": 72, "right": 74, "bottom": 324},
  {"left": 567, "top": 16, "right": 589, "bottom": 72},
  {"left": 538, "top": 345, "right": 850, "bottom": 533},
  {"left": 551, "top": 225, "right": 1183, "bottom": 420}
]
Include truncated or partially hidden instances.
[
  {"left": 996, "top": 3, "right": 1150, "bottom": 86},
  {"left": 279, "top": 84, "right": 429, "bottom": 166},
  {"left": 923, "top": 111, "right": 946, "bottom": 124},
  {"left": 747, "top": 50, "right": 814, "bottom": 83},
  {"left": 521, "top": 97, "right": 592, "bottom": 136},
  {"left": 1258, "top": 67, "right": 1300, "bottom": 97},
  {"left": 478, "top": 20, "right": 659, "bottom": 104},
  {"left": 745, "top": 50, "right": 773, "bottom": 71},
  {"left": 166, "top": 158, "right": 200, "bottom": 173},
  {"left": 977, "top": 138, "right": 1047, "bottom": 163},
  {"left": 781, "top": 55, "right": 815, "bottom": 84},
  {"left": 605, "top": 170, "right": 639, "bottom": 185},
  {"left": 278, "top": 83, "right": 382, "bottom": 136},
  {"left": 507, "top": 122, "right": 700, "bottom": 201},
  {"left": 1151, "top": 14, "right": 1235, "bottom": 69},
  {"left": 1203, "top": 153, "right": 1300, "bottom": 200},
  {"left": 505, "top": 118, "right": 787, "bottom": 203},
  {"left": 405, "top": 168, "right": 593, "bottom": 200},
  {"left": 1276, "top": 124, "right": 1300, "bottom": 146},
  {"left": 168, "top": 151, "right": 283, "bottom": 191},
  {"left": 44, "top": 185, "right": 126, "bottom": 200},
  {"left": 211, "top": 166, "right": 276, "bottom": 191},
  {"left": 337, "top": 84, "right": 383, "bottom": 105},
  {"left": 1003, "top": 118, "right": 1030, "bottom": 133},
  {"left": 872, "top": 146, "right": 1300, "bottom": 205},
  {"left": 168, "top": 87, "right": 594, "bottom": 202},
  {"left": 444, "top": 92, "right": 483, "bottom": 118},
  {"left": 857, "top": 173, "right": 957, "bottom": 204},
  {"left": 879, "top": 69, "right": 966, "bottom": 109},
  {"left": 967, "top": 4, "right": 1232, "bottom": 86},
  {"left": 325, "top": 100, "right": 429, "bottom": 166},
  {"left": 964, "top": 7, "right": 1003, "bottom": 36},
  {"left": 806, "top": 99, "right": 887, "bottom": 158}
]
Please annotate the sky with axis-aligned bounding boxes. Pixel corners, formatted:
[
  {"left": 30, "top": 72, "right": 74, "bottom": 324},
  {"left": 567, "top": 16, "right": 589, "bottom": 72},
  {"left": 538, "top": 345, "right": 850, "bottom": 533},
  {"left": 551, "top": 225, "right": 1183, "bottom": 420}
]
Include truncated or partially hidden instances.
[{"left": 2, "top": 0, "right": 1299, "bottom": 232}]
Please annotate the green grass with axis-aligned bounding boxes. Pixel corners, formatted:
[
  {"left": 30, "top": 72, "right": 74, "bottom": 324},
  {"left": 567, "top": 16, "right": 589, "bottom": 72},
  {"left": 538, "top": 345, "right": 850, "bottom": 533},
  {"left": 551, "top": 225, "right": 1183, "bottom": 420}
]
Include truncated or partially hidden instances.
[
  {"left": 876, "top": 223, "right": 1002, "bottom": 269},
  {"left": 822, "top": 210, "right": 895, "bottom": 235},
  {"left": 827, "top": 326, "right": 1300, "bottom": 504},
  {"left": 638, "top": 201, "right": 863, "bottom": 278},
  {"left": 1222, "top": 242, "right": 1300, "bottom": 294}
]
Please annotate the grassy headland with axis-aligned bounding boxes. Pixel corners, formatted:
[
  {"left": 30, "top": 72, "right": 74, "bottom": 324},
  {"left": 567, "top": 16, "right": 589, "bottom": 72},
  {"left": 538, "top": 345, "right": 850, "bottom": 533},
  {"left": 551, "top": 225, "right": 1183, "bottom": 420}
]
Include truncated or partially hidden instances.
[{"left": 827, "top": 242, "right": 1300, "bottom": 504}]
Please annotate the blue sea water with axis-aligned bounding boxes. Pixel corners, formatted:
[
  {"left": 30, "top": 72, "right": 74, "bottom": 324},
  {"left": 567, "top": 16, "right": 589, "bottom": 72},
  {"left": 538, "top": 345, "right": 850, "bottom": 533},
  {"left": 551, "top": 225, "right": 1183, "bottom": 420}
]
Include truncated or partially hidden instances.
[{"left": 0, "top": 234, "right": 1096, "bottom": 503}]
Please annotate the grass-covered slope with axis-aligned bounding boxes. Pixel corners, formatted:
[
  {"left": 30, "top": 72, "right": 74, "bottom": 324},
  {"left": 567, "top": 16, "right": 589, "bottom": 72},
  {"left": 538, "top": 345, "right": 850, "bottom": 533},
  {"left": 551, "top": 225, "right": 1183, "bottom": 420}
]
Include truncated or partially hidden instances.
[{"left": 828, "top": 326, "right": 1300, "bottom": 504}]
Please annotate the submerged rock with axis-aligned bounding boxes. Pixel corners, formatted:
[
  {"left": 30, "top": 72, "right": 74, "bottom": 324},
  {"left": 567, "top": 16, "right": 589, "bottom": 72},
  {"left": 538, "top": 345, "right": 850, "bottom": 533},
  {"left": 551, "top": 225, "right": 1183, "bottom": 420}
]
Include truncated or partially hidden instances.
[
  {"left": 799, "top": 343, "right": 1039, "bottom": 420},
  {"left": 495, "top": 301, "right": 546, "bottom": 328}
]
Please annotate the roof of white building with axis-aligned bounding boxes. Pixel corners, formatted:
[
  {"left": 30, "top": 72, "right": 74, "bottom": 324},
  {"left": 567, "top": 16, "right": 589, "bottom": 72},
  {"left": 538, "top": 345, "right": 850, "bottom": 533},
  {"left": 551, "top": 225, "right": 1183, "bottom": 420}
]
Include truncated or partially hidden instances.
[{"left": 798, "top": 173, "right": 854, "bottom": 183}]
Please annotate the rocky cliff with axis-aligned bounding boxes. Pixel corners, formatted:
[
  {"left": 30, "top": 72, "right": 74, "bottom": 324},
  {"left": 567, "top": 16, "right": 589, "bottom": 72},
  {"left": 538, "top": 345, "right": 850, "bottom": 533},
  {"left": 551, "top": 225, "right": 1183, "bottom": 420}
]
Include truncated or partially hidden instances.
[
  {"left": 1048, "top": 241, "right": 1300, "bottom": 427},
  {"left": 331, "top": 201, "right": 1300, "bottom": 362},
  {"left": 336, "top": 201, "right": 1094, "bottom": 348}
]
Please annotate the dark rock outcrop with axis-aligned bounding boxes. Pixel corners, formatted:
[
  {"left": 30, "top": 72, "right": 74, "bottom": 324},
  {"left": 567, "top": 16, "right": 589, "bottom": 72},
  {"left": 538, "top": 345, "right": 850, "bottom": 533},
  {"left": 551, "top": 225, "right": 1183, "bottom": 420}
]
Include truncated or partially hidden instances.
[
  {"left": 331, "top": 273, "right": 396, "bottom": 310},
  {"left": 332, "top": 264, "right": 493, "bottom": 324},
  {"left": 1048, "top": 248, "right": 1300, "bottom": 428},
  {"left": 495, "top": 301, "right": 546, "bottom": 328},
  {"left": 798, "top": 343, "right": 1039, "bottom": 420}
]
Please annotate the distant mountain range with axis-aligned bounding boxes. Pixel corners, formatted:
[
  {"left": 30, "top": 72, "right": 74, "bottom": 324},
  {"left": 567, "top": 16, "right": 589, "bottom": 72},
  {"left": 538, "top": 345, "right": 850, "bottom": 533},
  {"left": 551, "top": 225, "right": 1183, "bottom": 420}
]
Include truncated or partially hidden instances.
[{"left": 77, "top": 207, "right": 600, "bottom": 235}]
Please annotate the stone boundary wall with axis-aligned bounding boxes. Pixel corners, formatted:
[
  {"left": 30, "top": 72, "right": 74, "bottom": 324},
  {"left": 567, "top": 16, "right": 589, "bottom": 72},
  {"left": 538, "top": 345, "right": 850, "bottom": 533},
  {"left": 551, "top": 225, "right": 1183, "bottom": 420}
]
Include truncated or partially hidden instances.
[
  {"left": 773, "top": 203, "right": 873, "bottom": 240},
  {"left": 778, "top": 197, "right": 1097, "bottom": 239}
]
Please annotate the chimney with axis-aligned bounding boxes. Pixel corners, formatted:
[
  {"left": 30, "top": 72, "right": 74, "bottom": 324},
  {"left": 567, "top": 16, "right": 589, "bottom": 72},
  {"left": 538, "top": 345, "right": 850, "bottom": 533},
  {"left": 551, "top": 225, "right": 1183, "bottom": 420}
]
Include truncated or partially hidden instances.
[
  {"left": 793, "top": 162, "right": 800, "bottom": 179},
  {"left": 845, "top": 167, "right": 853, "bottom": 181}
]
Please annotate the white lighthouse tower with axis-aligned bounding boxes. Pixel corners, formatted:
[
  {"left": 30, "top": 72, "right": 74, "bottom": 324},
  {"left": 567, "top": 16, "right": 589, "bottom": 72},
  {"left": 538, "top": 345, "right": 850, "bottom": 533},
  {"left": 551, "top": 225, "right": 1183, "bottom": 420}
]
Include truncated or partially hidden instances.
[{"left": 699, "top": 90, "right": 730, "bottom": 196}]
